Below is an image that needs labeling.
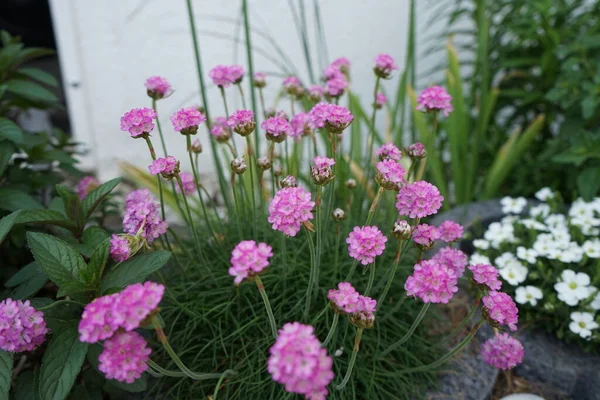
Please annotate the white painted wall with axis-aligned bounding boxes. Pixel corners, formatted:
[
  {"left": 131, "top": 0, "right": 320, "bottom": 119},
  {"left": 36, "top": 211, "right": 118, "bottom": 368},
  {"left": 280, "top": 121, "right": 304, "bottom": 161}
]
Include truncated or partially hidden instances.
[{"left": 49, "top": 0, "right": 447, "bottom": 183}]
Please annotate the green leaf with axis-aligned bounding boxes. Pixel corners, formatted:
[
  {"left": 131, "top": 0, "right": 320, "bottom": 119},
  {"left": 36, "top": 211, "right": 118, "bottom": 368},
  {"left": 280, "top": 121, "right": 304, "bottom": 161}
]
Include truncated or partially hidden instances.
[
  {"left": 17, "top": 67, "right": 58, "bottom": 87},
  {"left": 6, "top": 261, "right": 42, "bottom": 287},
  {"left": 0, "top": 210, "right": 22, "bottom": 245},
  {"left": 11, "top": 274, "right": 48, "bottom": 300},
  {"left": 0, "top": 117, "right": 24, "bottom": 143},
  {"left": 14, "top": 370, "right": 41, "bottom": 400},
  {"left": 82, "top": 227, "right": 110, "bottom": 250},
  {"left": 55, "top": 185, "right": 82, "bottom": 229},
  {"left": 6, "top": 79, "right": 58, "bottom": 103},
  {"left": 0, "top": 140, "right": 15, "bottom": 176},
  {"left": 81, "top": 178, "right": 121, "bottom": 220},
  {"left": 39, "top": 322, "right": 88, "bottom": 400},
  {"left": 577, "top": 167, "right": 600, "bottom": 201},
  {"left": 87, "top": 239, "right": 110, "bottom": 286},
  {"left": 15, "top": 209, "right": 75, "bottom": 232},
  {"left": 27, "top": 232, "right": 87, "bottom": 287},
  {"left": 101, "top": 251, "right": 171, "bottom": 293},
  {"left": 68, "top": 384, "right": 102, "bottom": 400},
  {"left": 56, "top": 281, "right": 92, "bottom": 300},
  {"left": 105, "top": 375, "right": 147, "bottom": 393},
  {"left": 0, "top": 351, "right": 12, "bottom": 400},
  {"left": 0, "top": 188, "right": 43, "bottom": 212}
]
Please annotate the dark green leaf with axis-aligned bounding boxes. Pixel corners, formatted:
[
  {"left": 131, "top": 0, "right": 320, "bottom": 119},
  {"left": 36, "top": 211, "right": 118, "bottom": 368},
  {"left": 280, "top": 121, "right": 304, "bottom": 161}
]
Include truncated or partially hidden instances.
[
  {"left": 552, "top": 152, "right": 589, "bottom": 166},
  {"left": 56, "top": 281, "right": 92, "bottom": 300},
  {"left": 0, "top": 140, "right": 15, "bottom": 176},
  {"left": 577, "top": 167, "right": 600, "bottom": 201},
  {"left": 106, "top": 375, "right": 147, "bottom": 393},
  {"left": 14, "top": 370, "right": 41, "bottom": 400},
  {"left": 26, "top": 232, "right": 87, "bottom": 287},
  {"left": 17, "top": 67, "right": 58, "bottom": 87},
  {"left": 87, "top": 239, "right": 110, "bottom": 285},
  {"left": 11, "top": 274, "right": 48, "bottom": 300},
  {"left": 6, "top": 79, "right": 58, "bottom": 103},
  {"left": 0, "top": 351, "right": 12, "bottom": 400},
  {"left": 40, "top": 150, "right": 77, "bottom": 165},
  {"left": 0, "top": 188, "right": 43, "bottom": 212},
  {"left": 39, "top": 322, "right": 88, "bottom": 400},
  {"left": 6, "top": 261, "right": 42, "bottom": 287},
  {"left": 82, "top": 227, "right": 110, "bottom": 250},
  {"left": 68, "top": 384, "right": 102, "bottom": 400},
  {"left": 0, "top": 117, "right": 24, "bottom": 143},
  {"left": 81, "top": 178, "right": 121, "bottom": 220},
  {"left": 0, "top": 210, "right": 22, "bottom": 245},
  {"left": 101, "top": 251, "right": 171, "bottom": 293},
  {"left": 38, "top": 301, "right": 82, "bottom": 332},
  {"left": 15, "top": 209, "right": 76, "bottom": 232},
  {"left": 55, "top": 185, "right": 82, "bottom": 229},
  {"left": 48, "top": 197, "right": 66, "bottom": 216}
]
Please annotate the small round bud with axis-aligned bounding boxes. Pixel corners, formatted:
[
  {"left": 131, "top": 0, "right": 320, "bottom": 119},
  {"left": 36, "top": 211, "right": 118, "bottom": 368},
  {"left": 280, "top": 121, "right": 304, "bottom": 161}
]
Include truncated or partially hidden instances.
[
  {"left": 311, "top": 156, "right": 335, "bottom": 186},
  {"left": 345, "top": 178, "right": 357, "bottom": 189},
  {"left": 280, "top": 175, "right": 298, "bottom": 188},
  {"left": 392, "top": 219, "right": 412, "bottom": 241},
  {"left": 407, "top": 142, "right": 427, "bottom": 160},
  {"left": 332, "top": 208, "right": 346, "bottom": 222},
  {"left": 190, "top": 139, "right": 203, "bottom": 154},
  {"left": 253, "top": 72, "right": 267, "bottom": 88},
  {"left": 257, "top": 156, "right": 271, "bottom": 171},
  {"left": 272, "top": 164, "right": 283, "bottom": 177},
  {"left": 230, "top": 157, "right": 247, "bottom": 175}
]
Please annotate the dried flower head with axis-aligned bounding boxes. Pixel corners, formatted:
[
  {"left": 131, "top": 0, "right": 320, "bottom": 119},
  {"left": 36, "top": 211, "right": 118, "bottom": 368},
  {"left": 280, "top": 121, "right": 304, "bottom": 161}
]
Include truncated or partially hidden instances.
[
  {"left": 332, "top": 208, "right": 347, "bottom": 222},
  {"left": 392, "top": 219, "right": 412, "bottom": 241},
  {"left": 280, "top": 175, "right": 298, "bottom": 188},
  {"left": 231, "top": 157, "right": 248, "bottom": 175}
]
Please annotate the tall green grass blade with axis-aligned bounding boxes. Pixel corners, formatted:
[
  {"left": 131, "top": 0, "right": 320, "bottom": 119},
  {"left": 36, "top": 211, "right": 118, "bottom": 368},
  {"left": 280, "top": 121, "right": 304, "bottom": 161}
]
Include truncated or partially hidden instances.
[
  {"left": 313, "top": 0, "right": 329, "bottom": 71},
  {"left": 287, "top": 0, "right": 315, "bottom": 83}
]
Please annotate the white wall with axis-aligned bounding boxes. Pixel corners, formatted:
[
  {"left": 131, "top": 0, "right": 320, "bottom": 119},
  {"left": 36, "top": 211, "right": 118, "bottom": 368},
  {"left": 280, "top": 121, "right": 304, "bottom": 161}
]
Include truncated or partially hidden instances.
[{"left": 49, "top": 0, "right": 447, "bottom": 184}]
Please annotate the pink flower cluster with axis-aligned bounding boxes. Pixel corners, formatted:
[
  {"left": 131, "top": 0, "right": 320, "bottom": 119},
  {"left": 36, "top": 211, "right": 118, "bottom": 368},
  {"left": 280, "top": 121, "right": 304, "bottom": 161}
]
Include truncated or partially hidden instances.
[
  {"left": 438, "top": 220, "right": 464, "bottom": 242},
  {"left": 262, "top": 117, "right": 292, "bottom": 142},
  {"left": 482, "top": 291, "right": 519, "bottom": 331},
  {"left": 120, "top": 107, "right": 156, "bottom": 138},
  {"left": 123, "top": 189, "right": 168, "bottom": 243},
  {"left": 322, "top": 58, "right": 350, "bottom": 99},
  {"left": 408, "top": 142, "right": 426, "bottom": 158},
  {"left": 148, "top": 156, "right": 179, "bottom": 178},
  {"left": 78, "top": 281, "right": 164, "bottom": 343},
  {"left": 469, "top": 264, "right": 502, "bottom": 290},
  {"left": 229, "top": 240, "right": 274, "bottom": 285},
  {"left": 176, "top": 172, "right": 196, "bottom": 195},
  {"left": 308, "top": 85, "right": 325, "bottom": 102},
  {"left": 346, "top": 226, "right": 387, "bottom": 265},
  {"left": 375, "top": 159, "right": 406, "bottom": 190},
  {"left": 77, "top": 176, "right": 99, "bottom": 200},
  {"left": 376, "top": 143, "right": 402, "bottom": 161},
  {"left": 283, "top": 76, "right": 301, "bottom": 91},
  {"left": 481, "top": 333, "right": 524, "bottom": 370},
  {"left": 325, "top": 76, "right": 348, "bottom": 97},
  {"left": 375, "top": 93, "right": 387, "bottom": 107},
  {"left": 99, "top": 331, "right": 151, "bottom": 383},
  {"left": 290, "top": 113, "right": 310, "bottom": 138},
  {"left": 209, "top": 64, "right": 244, "bottom": 87},
  {"left": 412, "top": 224, "right": 441, "bottom": 247},
  {"left": 228, "top": 109, "right": 255, "bottom": 136},
  {"left": 268, "top": 187, "right": 315, "bottom": 237},
  {"left": 432, "top": 247, "right": 468, "bottom": 276},
  {"left": 210, "top": 116, "right": 232, "bottom": 141},
  {"left": 308, "top": 103, "right": 354, "bottom": 133},
  {"left": 268, "top": 322, "right": 334, "bottom": 399},
  {"left": 405, "top": 259, "right": 458, "bottom": 304},
  {"left": 327, "top": 282, "right": 377, "bottom": 323},
  {"left": 110, "top": 234, "right": 130, "bottom": 262},
  {"left": 311, "top": 156, "right": 335, "bottom": 185},
  {"left": 416, "top": 86, "right": 453, "bottom": 117},
  {"left": 254, "top": 72, "right": 267, "bottom": 87},
  {"left": 145, "top": 76, "right": 173, "bottom": 99},
  {"left": 170, "top": 107, "right": 206, "bottom": 133},
  {"left": 396, "top": 181, "right": 444, "bottom": 219},
  {"left": 374, "top": 53, "right": 398, "bottom": 78},
  {"left": 0, "top": 299, "right": 48, "bottom": 353}
]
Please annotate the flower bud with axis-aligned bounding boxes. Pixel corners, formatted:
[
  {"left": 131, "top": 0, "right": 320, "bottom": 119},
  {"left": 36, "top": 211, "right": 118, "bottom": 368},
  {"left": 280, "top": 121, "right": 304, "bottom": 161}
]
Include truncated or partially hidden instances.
[
  {"left": 257, "top": 156, "right": 271, "bottom": 171},
  {"left": 392, "top": 219, "right": 412, "bottom": 241},
  {"left": 273, "top": 163, "right": 283, "bottom": 177},
  {"left": 345, "top": 178, "right": 357, "bottom": 189},
  {"left": 280, "top": 175, "right": 297, "bottom": 188},
  {"left": 230, "top": 157, "right": 247, "bottom": 175},
  {"left": 407, "top": 142, "right": 427, "bottom": 160},
  {"left": 311, "top": 156, "right": 335, "bottom": 186},
  {"left": 253, "top": 72, "right": 267, "bottom": 88},
  {"left": 332, "top": 208, "right": 346, "bottom": 222},
  {"left": 190, "top": 139, "right": 203, "bottom": 154}
]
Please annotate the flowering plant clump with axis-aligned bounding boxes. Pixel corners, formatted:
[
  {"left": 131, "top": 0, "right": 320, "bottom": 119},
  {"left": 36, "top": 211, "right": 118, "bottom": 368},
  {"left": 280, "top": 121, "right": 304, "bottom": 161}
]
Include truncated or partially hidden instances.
[{"left": 471, "top": 190, "right": 600, "bottom": 347}]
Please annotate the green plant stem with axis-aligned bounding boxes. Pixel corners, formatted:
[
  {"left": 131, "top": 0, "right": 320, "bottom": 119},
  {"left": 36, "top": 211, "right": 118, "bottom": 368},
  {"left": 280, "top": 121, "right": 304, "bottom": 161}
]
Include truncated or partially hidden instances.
[
  {"left": 37, "top": 299, "right": 83, "bottom": 311},
  {"left": 241, "top": 0, "right": 261, "bottom": 152},
  {"left": 231, "top": 173, "right": 243, "bottom": 238},
  {"left": 336, "top": 327, "right": 364, "bottom": 390},
  {"left": 175, "top": 174, "right": 202, "bottom": 256},
  {"left": 314, "top": 186, "right": 323, "bottom": 299},
  {"left": 380, "top": 302, "right": 430, "bottom": 357},
  {"left": 441, "top": 299, "right": 480, "bottom": 344},
  {"left": 212, "top": 368, "right": 230, "bottom": 400},
  {"left": 236, "top": 83, "right": 247, "bottom": 109},
  {"left": 364, "top": 76, "right": 382, "bottom": 185},
  {"left": 255, "top": 275, "right": 278, "bottom": 339},
  {"left": 151, "top": 99, "right": 169, "bottom": 156},
  {"left": 366, "top": 186, "right": 384, "bottom": 225},
  {"left": 322, "top": 312, "right": 339, "bottom": 347},
  {"left": 258, "top": 88, "right": 267, "bottom": 119},
  {"left": 379, "top": 292, "right": 407, "bottom": 323},
  {"left": 344, "top": 260, "right": 359, "bottom": 281},
  {"left": 304, "top": 227, "right": 317, "bottom": 320},
  {"left": 245, "top": 135, "right": 257, "bottom": 235},
  {"left": 186, "top": 135, "right": 216, "bottom": 239},
  {"left": 364, "top": 262, "right": 376, "bottom": 296},
  {"left": 334, "top": 223, "right": 342, "bottom": 280},
  {"left": 377, "top": 240, "right": 406, "bottom": 306}
]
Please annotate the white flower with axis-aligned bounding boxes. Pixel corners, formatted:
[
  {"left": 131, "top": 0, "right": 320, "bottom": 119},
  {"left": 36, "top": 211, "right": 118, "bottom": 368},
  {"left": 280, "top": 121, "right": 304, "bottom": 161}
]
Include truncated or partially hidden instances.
[
  {"left": 550, "top": 228, "right": 571, "bottom": 248},
  {"left": 470, "top": 253, "right": 491, "bottom": 265},
  {"left": 535, "top": 187, "right": 554, "bottom": 201},
  {"left": 334, "top": 348, "right": 344, "bottom": 357},
  {"left": 499, "top": 260, "right": 528, "bottom": 286},
  {"left": 530, "top": 204, "right": 551, "bottom": 219},
  {"left": 495, "top": 252, "right": 517, "bottom": 268},
  {"left": 582, "top": 239, "right": 600, "bottom": 258},
  {"left": 554, "top": 270, "right": 592, "bottom": 306},
  {"left": 533, "top": 237, "right": 554, "bottom": 257},
  {"left": 569, "top": 312, "right": 598, "bottom": 339},
  {"left": 515, "top": 286, "right": 543, "bottom": 306},
  {"left": 591, "top": 290, "right": 600, "bottom": 311},
  {"left": 518, "top": 218, "right": 548, "bottom": 231},
  {"left": 544, "top": 214, "right": 567, "bottom": 229},
  {"left": 473, "top": 239, "right": 490, "bottom": 250},
  {"left": 484, "top": 222, "right": 516, "bottom": 249},
  {"left": 501, "top": 196, "right": 527, "bottom": 214},
  {"left": 501, "top": 215, "right": 519, "bottom": 224},
  {"left": 569, "top": 199, "right": 595, "bottom": 220},
  {"left": 516, "top": 247, "right": 538, "bottom": 264}
]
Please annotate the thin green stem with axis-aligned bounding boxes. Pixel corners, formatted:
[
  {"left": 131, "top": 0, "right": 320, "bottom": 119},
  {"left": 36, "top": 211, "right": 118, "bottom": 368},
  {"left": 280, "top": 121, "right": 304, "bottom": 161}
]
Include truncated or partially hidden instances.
[
  {"left": 304, "top": 227, "right": 317, "bottom": 320},
  {"left": 212, "top": 368, "right": 230, "bottom": 400},
  {"left": 255, "top": 276, "right": 278, "bottom": 339},
  {"left": 322, "top": 312, "right": 340, "bottom": 347},
  {"left": 336, "top": 327, "right": 364, "bottom": 390},
  {"left": 37, "top": 299, "right": 83, "bottom": 311},
  {"left": 380, "top": 302, "right": 430, "bottom": 357},
  {"left": 366, "top": 186, "right": 384, "bottom": 225},
  {"left": 241, "top": 0, "right": 261, "bottom": 152},
  {"left": 379, "top": 292, "right": 407, "bottom": 323},
  {"left": 364, "top": 76, "right": 382, "bottom": 185},
  {"left": 314, "top": 186, "right": 323, "bottom": 303},
  {"left": 334, "top": 224, "right": 341, "bottom": 281},
  {"left": 147, "top": 359, "right": 187, "bottom": 377},
  {"left": 175, "top": 174, "right": 202, "bottom": 256},
  {"left": 344, "top": 259, "right": 359, "bottom": 281},
  {"left": 441, "top": 300, "right": 479, "bottom": 345},
  {"left": 364, "top": 262, "right": 376, "bottom": 296},
  {"left": 237, "top": 83, "right": 247, "bottom": 110},
  {"left": 151, "top": 99, "right": 169, "bottom": 157},
  {"left": 377, "top": 240, "right": 406, "bottom": 307},
  {"left": 186, "top": 135, "right": 216, "bottom": 239},
  {"left": 245, "top": 135, "right": 257, "bottom": 236}
]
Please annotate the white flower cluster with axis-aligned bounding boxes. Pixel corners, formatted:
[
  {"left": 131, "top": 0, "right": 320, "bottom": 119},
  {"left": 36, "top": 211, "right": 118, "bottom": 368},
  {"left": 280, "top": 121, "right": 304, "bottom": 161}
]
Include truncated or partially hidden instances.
[{"left": 472, "top": 188, "right": 600, "bottom": 340}]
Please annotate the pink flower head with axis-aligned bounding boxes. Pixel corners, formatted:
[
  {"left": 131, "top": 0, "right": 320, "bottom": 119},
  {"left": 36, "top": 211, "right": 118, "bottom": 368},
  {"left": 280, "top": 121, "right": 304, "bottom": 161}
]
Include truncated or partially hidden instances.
[
  {"left": 123, "top": 189, "right": 168, "bottom": 243},
  {"left": 176, "top": 172, "right": 196, "bottom": 195},
  {"left": 283, "top": 76, "right": 301, "bottom": 91},
  {"left": 148, "top": 156, "right": 179, "bottom": 179},
  {"left": 353, "top": 295, "right": 377, "bottom": 328},
  {"left": 210, "top": 116, "right": 232, "bottom": 141},
  {"left": 309, "top": 103, "right": 354, "bottom": 134},
  {"left": 77, "top": 176, "right": 99, "bottom": 200},
  {"left": 254, "top": 72, "right": 267, "bottom": 87},
  {"left": 78, "top": 294, "right": 124, "bottom": 343},
  {"left": 290, "top": 113, "right": 310, "bottom": 138},
  {"left": 412, "top": 224, "right": 441, "bottom": 248},
  {"left": 405, "top": 259, "right": 458, "bottom": 304},
  {"left": 308, "top": 85, "right": 325, "bottom": 102},
  {"left": 228, "top": 109, "right": 255, "bottom": 137},
  {"left": 408, "top": 142, "right": 426, "bottom": 159},
  {"left": 0, "top": 299, "right": 48, "bottom": 352},
  {"left": 482, "top": 291, "right": 519, "bottom": 331},
  {"left": 481, "top": 333, "right": 524, "bottom": 370},
  {"left": 145, "top": 76, "right": 173, "bottom": 99},
  {"left": 327, "top": 282, "right": 360, "bottom": 313},
  {"left": 432, "top": 247, "right": 468, "bottom": 277},
  {"left": 209, "top": 65, "right": 235, "bottom": 88},
  {"left": 375, "top": 159, "right": 406, "bottom": 190},
  {"left": 374, "top": 54, "right": 398, "bottom": 78},
  {"left": 416, "top": 86, "right": 453, "bottom": 117},
  {"left": 469, "top": 264, "right": 502, "bottom": 290},
  {"left": 376, "top": 143, "right": 402, "bottom": 161},
  {"left": 268, "top": 322, "right": 334, "bottom": 399},
  {"left": 346, "top": 226, "right": 387, "bottom": 265},
  {"left": 120, "top": 107, "right": 156, "bottom": 138},
  {"left": 228, "top": 65, "right": 245, "bottom": 84},
  {"left": 396, "top": 181, "right": 444, "bottom": 218},
  {"left": 311, "top": 156, "right": 335, "bottom": 185},
  {"left": 325, "top": 76, "right": 348, "bottom": 97},
  {"left": 170, "top": 107, "right": 206, "bottom": 134},
  {"left": 229, "top": 240, "right": 274, "bottom": 285},
  {"left": 110, "top": 234, "right": 131, "bottom": 262},
  {"left": 261, "top": 117, "right": 291, "bottom": 142},
  {"left": 331, "top": 57, "right": 351, "bottom": 72},
  {"left": 118, "top": 281, "right": 165, "bottom": 331},
  {"left": 438, "top": 220, "right": 464, "bottom": 242},
  {"left": 307, "top": 102, "right": 330, "bottom": 129},
  {"left": 268, "top": 187, "right": 315, "bottom": 237},
  {"left": 98, "top": 331, "right": 151, "bottom": 383},
  {"left": 375, "top": 93, "right": 387, "bottom": 108}
]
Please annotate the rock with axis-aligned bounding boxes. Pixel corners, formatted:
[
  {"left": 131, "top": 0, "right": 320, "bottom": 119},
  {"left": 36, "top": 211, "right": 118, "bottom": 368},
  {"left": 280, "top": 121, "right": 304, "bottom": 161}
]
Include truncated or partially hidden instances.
[{"left": 500, "top": 395, "right": 545, "bottom": 400}]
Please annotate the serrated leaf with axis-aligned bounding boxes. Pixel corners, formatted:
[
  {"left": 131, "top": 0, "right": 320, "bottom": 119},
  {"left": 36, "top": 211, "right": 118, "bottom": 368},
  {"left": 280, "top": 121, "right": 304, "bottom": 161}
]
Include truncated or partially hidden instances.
[
  {"left": 100, "top": 251, "right": 171, "bottom": 293},
  {"left": 55, "top": 185, "right": 82, "bottom": 230},
  {"left": 0, "top": 188, "right": 43, "bottom": 212},
  {"left": 6, "top": 79, "right": 58, "bottom": 103},
  {"left": 39, "top": 323, "right": 88, "bottom": 400},
  {"left": 15, "top": 209, "right": 76, "bottom": 232},
  {"left": 11, "top": 274, "right": 48, "bottom": 300},
  {"left": 82, "top": 227, "right": 110, "bottom": 250},
  {"left": 27, "top": 232, "right": 87, "bottom": 287},
  {"left": 17, "top": 67, "right": 58, "bottom": 87},
  {"left": 0, "top": 140, "right": 15, "bottom": 176},
  {"left": 0, "top": 117, "right": 24, "bottom": 143},
  {"left": 6, "top": 261, "right": 42, "bottom": 287},
  {"left": 56, "top": 281, "right": 92, "bottom": 300},
  {"left": 0, "top": 351, "right": 12, "bottom": 400},
  {"left": 87, "top": 239, "right": 110, "bottom": 285},
  {"left": 0, "top": 210, "right": 22, "bottom": 245},
  {"left": 81, "top": 178, "right": 121, "bottom": 220}
]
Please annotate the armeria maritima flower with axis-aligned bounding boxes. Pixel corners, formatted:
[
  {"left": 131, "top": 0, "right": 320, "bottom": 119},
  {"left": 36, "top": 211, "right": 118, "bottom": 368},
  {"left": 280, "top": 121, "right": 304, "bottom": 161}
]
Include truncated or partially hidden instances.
[
  {"left": 375, "top": 159, "right": 406, "bottom": 190},
  {"left": 148, "top": 156, "right": 180, "bottom": 179},
  {"left": 374, "top": 53, "right": 398, "bottom": 78},
  {"left": 170, "top": 107, "right": 206, "bottom": 135},
  {"left": 346, "top": 226, "right": 387, "bottom": 265},
  {"left": 282, "top": 76, "right": 302, "bottom": 95},
  {"left": 268, "top": 187, "right": 315, "bottom": 237},
  {"left": 375, "top": 93, "right": 387, "bottom": 109},
  {"left": 481, "top": 333, "right": 524, "bottom": 370},
  {"left": 408, "top": 142, "right": 427, "bottom": 159},
  {"left": 268, "top": 322, "right": 334, "bottom": 399},
  {"left": 99, "top": 331, "right": 151, "bottom": 383},
  {"left": 209, "top": 65, "right": 243, "bottom": 88},
  {"left": 405, "top": 259, "right": 458, "bottom": 304},
  {"left": 228, "top": 109, "right": 255, "bottom": 137},
  {"left": 118, "top": 281, "right": 165, "bottom": 331},
  {"left": 438, "top": 220, "right": 464, "bottom": 242},
  {"left": 325, "top": 76, "right": 348, "bottom": 98},
  {"left": 253, "top": 72, "right": 267, "bottom": 88},
  {"left": 416, "top": 86, "right": 453, "bottom": 117},
  {"left": 0, "top": 299, "right": 48, "bottom": 352},
  {"left": 122, "top": 189, "right": 168, "bottom": 243},
  {"left": 290, "top": 113, "right": 310, "bottom": 138},
  {"left": 412, "top": 224, "right": 441, "bottom": 248},
  {"left": 308, "top": 85, "right": 325, "bottom": 102},
  {"left": 469, "top": 264, "right": 502, "bottom": 290},
  {"left": 120, "top": 107, "right": 156, "bottom": 138},
  {"left": 210, "top": 116, "right": 232, "bottom": 141},
  {"left": 262, "top": 117, "right": 291, "bottom": 143},
  {"left": 432, "top": 247, "right": 468, "bottom": 277},
  {"left": 482, "top": 291, "right": 519, "bottom": 331},
  {"left": 110, "top": 234, "right": 131, "bottom": 262},
  {"left": 376, "top": 143, "right": 402, "bottom": 161},
  {"left": 396, "top": 181, "right": 444, "bottom": 219},
  {"left": 322, "top": 104, "right": 353, "bottom": 134},
  {"left": 77, "top": 176, "right": 99, "bottom": 200},
  {"left": 176, "top": 172, "right": 196, "bottom": 195},
  {"left": 311, "top": 156, "right": 335, "bottom": 186},
  {"left": 229, "top": 240, "right": 274, "bottom": 285},
  {"left": 145, "top": 76, "right": 173, "bottom": 99},
  {"left": 327, "top": 282, "right": 360, "bottom": 314}
]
